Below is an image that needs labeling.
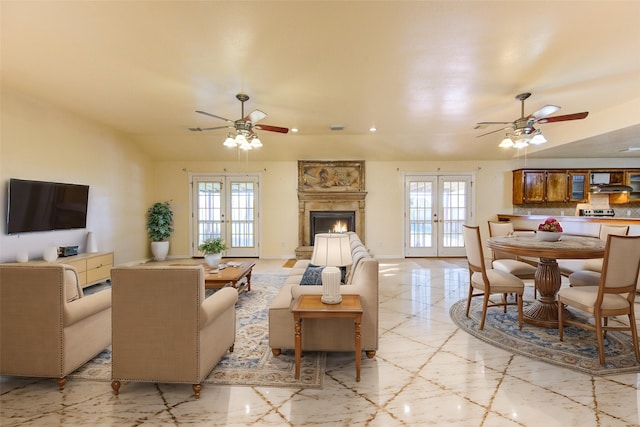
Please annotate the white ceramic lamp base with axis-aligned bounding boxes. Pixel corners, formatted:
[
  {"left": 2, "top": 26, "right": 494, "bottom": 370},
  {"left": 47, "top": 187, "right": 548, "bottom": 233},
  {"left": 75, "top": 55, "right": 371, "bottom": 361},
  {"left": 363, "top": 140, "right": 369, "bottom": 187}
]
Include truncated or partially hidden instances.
[{"left": 321, "top": 266, "right": 342, "bottom": 304}]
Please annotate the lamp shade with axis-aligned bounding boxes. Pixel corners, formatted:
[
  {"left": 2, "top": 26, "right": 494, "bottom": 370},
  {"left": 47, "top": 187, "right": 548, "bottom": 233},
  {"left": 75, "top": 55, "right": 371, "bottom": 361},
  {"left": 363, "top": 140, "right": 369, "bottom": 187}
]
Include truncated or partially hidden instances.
[{"left": 311, "top": 233, "right": 352, "bottom": 267}]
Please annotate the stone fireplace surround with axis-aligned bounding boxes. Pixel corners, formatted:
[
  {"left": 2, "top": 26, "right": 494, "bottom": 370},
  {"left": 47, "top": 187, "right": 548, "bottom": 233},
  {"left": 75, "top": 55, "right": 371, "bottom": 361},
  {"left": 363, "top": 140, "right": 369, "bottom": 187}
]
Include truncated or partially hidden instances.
[{"left": 295, "top": 160, "right": 366, "bottom": 259}]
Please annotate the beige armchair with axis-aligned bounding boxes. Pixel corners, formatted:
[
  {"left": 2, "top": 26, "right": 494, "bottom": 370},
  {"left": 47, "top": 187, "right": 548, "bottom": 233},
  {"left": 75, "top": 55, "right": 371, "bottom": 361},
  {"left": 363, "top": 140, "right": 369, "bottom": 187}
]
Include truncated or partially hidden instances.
[
  {"left": 109, "top": 266, "right": 237, "bottom": 399},
  {"left": 0, "top": 264, "right": 112, "bottom": 390}
]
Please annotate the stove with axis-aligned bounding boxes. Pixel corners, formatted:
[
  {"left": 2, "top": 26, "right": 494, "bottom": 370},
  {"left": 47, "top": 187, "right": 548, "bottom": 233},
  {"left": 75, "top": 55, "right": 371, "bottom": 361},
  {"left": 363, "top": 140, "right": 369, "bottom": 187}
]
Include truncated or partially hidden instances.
[{"left": 579, "top": 208, "right": 615, "bottom": 217}]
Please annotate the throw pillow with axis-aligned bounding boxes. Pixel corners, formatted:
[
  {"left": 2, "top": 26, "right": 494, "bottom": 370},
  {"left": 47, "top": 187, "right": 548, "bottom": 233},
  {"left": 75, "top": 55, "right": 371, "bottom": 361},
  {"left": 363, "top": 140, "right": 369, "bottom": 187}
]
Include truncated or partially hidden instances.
[
  {"left": 300, "top": 264, "right": 348, "bottom": 285},
  {"left": 300, "top": 263, "right": 324, "bottom": 285}
]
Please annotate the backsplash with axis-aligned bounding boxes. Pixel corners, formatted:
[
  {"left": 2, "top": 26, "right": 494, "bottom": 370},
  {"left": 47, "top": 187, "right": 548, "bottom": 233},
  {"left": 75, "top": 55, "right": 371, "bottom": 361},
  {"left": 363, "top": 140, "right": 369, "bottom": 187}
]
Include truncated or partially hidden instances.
[{"left": 513, "top": 203, "right": 640, "bottom": 218}]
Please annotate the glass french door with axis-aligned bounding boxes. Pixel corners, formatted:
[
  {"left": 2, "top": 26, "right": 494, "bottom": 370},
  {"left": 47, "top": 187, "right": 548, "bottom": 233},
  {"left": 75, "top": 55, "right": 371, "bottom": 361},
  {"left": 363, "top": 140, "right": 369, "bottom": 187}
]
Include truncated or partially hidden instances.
[
  {"left": 191, "top": 174, "right": 260, "bottom": 257},
  {"left": 404, "top": 174, "right": 473, "bottom": 257}
]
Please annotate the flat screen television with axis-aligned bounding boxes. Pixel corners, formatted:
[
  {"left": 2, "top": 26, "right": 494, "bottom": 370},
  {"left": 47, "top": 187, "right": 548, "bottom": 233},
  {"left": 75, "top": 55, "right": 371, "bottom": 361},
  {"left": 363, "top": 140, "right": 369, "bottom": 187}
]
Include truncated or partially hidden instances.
[{"left": 6, "top": 178, "right": 89, "bottom": 234}]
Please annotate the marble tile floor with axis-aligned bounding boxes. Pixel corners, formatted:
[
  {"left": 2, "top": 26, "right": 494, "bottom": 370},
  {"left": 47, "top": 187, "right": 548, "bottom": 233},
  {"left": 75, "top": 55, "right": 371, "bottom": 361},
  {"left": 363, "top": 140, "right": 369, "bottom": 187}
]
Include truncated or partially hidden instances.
[{"left": 1, "top": 258, "right": 639, "bottom": 426}]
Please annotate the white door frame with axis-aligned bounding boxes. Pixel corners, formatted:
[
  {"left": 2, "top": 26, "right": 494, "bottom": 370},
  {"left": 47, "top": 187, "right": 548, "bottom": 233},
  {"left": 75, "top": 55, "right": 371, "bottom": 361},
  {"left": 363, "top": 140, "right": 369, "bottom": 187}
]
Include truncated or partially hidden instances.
[
  {"left": 189, "top": 173, "right": 261, "bottom": 258},
  {"left": 403, "top": 172, "right": 474, "bottom": 257}
]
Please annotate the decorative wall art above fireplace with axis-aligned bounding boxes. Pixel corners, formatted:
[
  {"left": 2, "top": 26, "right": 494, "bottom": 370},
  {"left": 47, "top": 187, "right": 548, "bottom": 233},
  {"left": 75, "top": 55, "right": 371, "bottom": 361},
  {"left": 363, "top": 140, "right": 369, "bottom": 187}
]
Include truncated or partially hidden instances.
[{"left": 298, "top": 161, "right": 364, "bottom": 192}]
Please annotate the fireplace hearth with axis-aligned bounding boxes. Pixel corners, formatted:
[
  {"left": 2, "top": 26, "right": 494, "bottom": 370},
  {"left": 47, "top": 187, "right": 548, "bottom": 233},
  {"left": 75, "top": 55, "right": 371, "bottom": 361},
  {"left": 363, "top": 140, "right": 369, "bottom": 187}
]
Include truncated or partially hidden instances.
[{"left": 310, "top": 211, "right": 355, "bottom": 244}]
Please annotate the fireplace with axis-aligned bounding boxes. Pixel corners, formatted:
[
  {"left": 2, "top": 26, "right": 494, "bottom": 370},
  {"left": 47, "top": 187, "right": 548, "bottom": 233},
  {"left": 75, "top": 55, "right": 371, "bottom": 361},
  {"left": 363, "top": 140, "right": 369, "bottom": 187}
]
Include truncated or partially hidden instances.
[
  {"left": 310, "top": 211, "right": 355, "bottom": 244},
  {"left": 296, "top": 161, "right": 367, "bottom": 259}
]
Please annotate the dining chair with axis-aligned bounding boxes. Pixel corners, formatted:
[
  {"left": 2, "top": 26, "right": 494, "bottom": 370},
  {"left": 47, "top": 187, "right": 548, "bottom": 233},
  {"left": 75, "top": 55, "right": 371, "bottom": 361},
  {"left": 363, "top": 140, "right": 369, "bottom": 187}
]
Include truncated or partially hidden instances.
[
  {"left": 488, "top": 221, "right": 538, "bottom": 297},
  {"left": 462, "top": 224, "right": 525, "bottom": 330},
  {"left": 558, "top": 234, "right": 640, "bottom": 365}
]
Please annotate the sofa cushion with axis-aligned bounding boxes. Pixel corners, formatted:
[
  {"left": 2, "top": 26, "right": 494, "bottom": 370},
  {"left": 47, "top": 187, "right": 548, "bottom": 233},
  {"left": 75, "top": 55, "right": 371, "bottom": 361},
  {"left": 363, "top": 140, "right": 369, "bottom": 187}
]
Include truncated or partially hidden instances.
[{"left": 63, "top": 265, "right": 82, "bottom": 302}]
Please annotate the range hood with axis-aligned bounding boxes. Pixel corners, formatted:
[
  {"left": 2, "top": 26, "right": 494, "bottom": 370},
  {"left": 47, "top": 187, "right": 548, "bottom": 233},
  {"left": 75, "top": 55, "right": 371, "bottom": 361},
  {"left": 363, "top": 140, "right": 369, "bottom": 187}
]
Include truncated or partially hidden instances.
[{"left": 590, "top": 184, "right": 633, "bottom": 193}]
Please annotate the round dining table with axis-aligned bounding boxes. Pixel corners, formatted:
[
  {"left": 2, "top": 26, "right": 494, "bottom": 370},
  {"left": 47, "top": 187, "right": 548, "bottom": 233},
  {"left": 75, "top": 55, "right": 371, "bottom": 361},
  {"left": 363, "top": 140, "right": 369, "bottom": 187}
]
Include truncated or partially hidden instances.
[{"left": 487, "top": 234, "right": 605, "bottom": 328}]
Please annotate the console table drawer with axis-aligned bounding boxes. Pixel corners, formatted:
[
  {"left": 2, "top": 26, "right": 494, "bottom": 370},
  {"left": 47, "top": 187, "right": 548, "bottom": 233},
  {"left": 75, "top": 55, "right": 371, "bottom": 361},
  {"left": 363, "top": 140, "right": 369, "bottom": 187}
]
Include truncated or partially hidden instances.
[{"left": 87, "top": 253, "right": 113, "bottom": 270}]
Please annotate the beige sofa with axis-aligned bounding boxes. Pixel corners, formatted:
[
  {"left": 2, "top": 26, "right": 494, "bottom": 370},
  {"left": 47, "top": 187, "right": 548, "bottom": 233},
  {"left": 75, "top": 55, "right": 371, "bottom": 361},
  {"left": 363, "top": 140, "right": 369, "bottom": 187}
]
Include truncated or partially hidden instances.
[
  {"left": 269, "top": 232, "right": 379, "bottom": 357},
  {"left": 0, "top": 264, "right": 112, "bottom": 390},
  {"left": 109, "top": 265, "right": 237, "bottom": 399}
]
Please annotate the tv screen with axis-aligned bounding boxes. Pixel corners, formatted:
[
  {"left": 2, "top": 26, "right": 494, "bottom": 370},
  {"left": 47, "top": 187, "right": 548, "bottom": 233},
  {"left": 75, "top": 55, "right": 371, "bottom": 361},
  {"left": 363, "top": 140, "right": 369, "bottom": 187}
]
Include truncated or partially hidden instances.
[{"left": 6, "top": 178, "right": 89, "bottom": 234}]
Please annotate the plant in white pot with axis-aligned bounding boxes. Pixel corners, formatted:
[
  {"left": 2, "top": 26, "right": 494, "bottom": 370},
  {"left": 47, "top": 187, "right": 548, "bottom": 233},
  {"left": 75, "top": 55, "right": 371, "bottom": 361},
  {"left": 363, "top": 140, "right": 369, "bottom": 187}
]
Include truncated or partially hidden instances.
[
  {"left": 147, "top": 201, "right": 174, "bottom": 261},
  {"left": 198, "top": 237, "right": 228, "bottom": 267}
]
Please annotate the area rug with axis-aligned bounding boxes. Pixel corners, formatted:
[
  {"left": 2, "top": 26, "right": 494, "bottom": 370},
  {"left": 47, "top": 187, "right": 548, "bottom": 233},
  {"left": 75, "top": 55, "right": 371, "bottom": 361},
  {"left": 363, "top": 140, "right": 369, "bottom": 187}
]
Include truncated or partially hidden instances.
[
  {"left": 450, "top": 298, "right": 640, "bottom": 376},
  {"left": 69, "top": 274, "right": 325, "bottom": 388}
]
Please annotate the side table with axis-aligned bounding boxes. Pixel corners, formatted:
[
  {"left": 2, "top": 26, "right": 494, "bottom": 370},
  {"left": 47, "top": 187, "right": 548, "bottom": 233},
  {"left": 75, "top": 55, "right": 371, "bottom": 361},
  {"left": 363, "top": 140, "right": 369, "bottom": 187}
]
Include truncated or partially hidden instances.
[{"left": 291, "top": 294, "right": 363, "bottom": 382}]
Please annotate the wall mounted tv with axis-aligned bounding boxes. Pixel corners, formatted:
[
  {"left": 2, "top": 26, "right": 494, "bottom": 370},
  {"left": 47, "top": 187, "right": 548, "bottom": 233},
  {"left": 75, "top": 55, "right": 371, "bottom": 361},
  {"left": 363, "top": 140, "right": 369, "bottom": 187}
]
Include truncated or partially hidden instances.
[{"left": 6, "top": 178, "right": 89, "bottom": 234}]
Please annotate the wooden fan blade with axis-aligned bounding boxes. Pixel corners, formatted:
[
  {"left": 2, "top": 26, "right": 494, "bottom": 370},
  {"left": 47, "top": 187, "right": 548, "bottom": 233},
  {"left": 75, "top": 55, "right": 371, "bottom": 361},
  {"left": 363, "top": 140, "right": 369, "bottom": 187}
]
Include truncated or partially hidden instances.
[
  {"left": 537, "top": 112, "right": 589, "bottom": 124},
  {"left": 528, "top": 105, "right": 560, "bottom": 120},
  {"left": 188, "top": 125, "right": 233, "bottom": 132},
  {"left": 195, "top": 110, "right": 233, "bottom": 122},
  {"left": 476, "top": 126, "right": 512, "bottom": 138},
  {"left": 247, "top": 109, "right": 267, "bottom": 124},
  {"left": 254, "top": 124, "right": 289, "bottom": 134}
]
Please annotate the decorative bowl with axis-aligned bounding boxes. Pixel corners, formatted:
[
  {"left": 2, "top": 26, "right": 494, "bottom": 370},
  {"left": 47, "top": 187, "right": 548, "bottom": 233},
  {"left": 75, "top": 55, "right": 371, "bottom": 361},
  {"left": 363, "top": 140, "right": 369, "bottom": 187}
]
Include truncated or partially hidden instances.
[{"left": 536, "top": 231, "right": 562, "bottom": 242}]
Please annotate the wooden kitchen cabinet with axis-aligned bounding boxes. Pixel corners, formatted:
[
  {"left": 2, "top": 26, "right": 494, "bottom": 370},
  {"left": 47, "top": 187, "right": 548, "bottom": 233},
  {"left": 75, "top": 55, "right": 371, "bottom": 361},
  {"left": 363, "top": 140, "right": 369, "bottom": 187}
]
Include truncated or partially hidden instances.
[
  {"left": 513, "top": 169, "right": 568, "bottom": 204},
  {"left": 568, "top": 171, "right": 589, "bottom": 202}
]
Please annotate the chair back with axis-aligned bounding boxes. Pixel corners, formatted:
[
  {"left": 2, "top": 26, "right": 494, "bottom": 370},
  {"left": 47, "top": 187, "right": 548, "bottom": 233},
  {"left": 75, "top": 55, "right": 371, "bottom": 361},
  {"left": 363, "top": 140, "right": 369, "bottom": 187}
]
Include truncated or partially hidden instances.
[
  {"left": 487, "top": 221, "right": 514, "bottom": 238},
  {"left": 463, "top": 225, "right": 485, "bottom": 273},
  {"left": 600, "top": 235, "right": 640, "bottom": 293},
  {"left": 599, "top": 224, "right": 629, "bottom": 241}
]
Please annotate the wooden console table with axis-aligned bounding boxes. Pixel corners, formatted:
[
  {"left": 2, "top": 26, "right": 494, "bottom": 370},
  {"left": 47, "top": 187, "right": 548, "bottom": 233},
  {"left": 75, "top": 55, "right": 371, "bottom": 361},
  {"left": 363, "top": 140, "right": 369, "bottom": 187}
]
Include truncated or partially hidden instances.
[
  {"left": 291, "top": 294, "right": 363, "bottom": 382},
  {"left": 31, "top": 252, "right": 114, "bottom": 288}
]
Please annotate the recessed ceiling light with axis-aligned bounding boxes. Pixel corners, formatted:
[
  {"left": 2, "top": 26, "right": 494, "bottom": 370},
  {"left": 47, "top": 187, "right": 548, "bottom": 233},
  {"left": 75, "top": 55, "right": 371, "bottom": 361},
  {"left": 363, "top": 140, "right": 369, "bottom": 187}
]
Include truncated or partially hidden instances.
[
  {"left": 618, "top": 147, "right": 640, "bottom": 152},
  {"left": 291, "top": 128, "right": 299, "bottom": 133},
  {"left": 369, "top": 126, "right": 377, "bottom": 132}
]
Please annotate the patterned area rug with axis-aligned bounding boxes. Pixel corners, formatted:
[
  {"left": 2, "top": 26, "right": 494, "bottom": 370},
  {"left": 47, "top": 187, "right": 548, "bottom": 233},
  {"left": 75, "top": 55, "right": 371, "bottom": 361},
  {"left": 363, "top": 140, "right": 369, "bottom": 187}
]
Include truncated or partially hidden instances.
[
  {"left": 69, "top": 274, "right": 325, "bottom": 388},
  {"left": 450, "top": 297, "right": 640, "bottom": 376}
]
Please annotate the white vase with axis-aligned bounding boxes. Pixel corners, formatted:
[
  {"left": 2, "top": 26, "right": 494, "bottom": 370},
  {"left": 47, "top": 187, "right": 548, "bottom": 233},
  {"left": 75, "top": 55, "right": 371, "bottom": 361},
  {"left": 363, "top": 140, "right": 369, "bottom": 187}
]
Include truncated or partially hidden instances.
[
  {"left": 536, "top": 231, "right": 562, "bottom": 242},
  {"left": 86, "top": 231, "right": 98, "bottom": 253},
  {"left": 204, "top": 253, "right": 222, "bottom": 267},
  {"left": 151, "top": 241, "right": 170, "bottom": 261},
  {"left": 43, "top": 245, "right": 58, "bottom": 262},
  {"left": 16, "top": 249, "right": 29, "bottom": 263}
]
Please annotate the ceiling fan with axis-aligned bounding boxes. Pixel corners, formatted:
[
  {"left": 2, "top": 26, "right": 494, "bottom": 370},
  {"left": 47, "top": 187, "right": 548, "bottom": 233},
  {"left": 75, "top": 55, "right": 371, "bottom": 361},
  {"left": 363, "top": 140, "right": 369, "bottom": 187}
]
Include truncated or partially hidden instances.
[
  {"left": 475, "top": 92, "right": 589, "bottom": 148},
  {"left": 189, "top": 93, "right": 289, "bottom": 150}
]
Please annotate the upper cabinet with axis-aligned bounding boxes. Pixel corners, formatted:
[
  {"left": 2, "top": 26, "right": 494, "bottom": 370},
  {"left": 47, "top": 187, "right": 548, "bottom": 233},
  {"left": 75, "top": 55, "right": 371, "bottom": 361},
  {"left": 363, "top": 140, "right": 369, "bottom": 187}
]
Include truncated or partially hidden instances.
[
  {"left": 513, "top": 169, "right": 569, "bottom": 204},
  {"left": 513, "top": 168, "right": 640, "bottom": 205}
]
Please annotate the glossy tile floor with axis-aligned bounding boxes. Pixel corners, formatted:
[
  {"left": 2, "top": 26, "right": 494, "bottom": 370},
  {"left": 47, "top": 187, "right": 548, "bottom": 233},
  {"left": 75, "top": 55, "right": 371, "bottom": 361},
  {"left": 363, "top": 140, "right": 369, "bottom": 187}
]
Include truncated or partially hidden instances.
[{"left": 2, "top": 258, "right": 639, "bottom": 426}]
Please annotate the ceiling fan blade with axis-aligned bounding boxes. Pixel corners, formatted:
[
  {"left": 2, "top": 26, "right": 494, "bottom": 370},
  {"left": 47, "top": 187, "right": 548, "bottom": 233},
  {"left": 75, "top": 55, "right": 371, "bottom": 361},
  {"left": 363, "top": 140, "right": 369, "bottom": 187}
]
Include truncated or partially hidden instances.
[
  {"left": 254, "top": 124, "right": 289, "bottom": 134},
  {"left": 476, "top": 126, "right": 512, "bottom": 138},
  {"left": 537, "top": 112, "right": 589, "bottom": 124},
  {"left": 247, "top": 109, "right": 267, "bottom": 124},
  {"left": 475, "top": 121, "right": 513, "bottom": 130},
  {"left": 188, "top": 125, "right": 233, "bottom": 132},
  {"left": 195, "top": 110, "right": 233, "bottom": 122},
  {"left": 528, "top": 105, "right": 560, "bottom": 120}
]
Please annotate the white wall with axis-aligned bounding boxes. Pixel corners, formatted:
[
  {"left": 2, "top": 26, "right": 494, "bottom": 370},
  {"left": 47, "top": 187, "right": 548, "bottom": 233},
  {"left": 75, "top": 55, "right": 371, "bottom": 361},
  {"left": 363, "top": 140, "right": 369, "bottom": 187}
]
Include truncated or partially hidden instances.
[{"left": 0, "top": 89, "right": 154, "bottom": 264}]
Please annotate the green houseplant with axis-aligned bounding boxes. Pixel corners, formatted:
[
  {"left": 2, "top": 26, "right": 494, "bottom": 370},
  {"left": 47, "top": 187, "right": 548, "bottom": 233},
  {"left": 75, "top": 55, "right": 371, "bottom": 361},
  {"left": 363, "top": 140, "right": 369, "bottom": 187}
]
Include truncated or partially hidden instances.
[
  {"left": 147, "top": 201, "right": 174, "bottom": 261},
  {"left": 198, "top": 237, "right": 228, "bottom": 267}
]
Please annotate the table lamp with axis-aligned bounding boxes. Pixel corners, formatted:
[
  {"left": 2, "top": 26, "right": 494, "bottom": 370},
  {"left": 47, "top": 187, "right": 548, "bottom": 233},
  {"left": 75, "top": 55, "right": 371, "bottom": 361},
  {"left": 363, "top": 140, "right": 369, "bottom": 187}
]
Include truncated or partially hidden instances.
[{"left": 311, "top": 233, "right": 353, "bottom": 304}]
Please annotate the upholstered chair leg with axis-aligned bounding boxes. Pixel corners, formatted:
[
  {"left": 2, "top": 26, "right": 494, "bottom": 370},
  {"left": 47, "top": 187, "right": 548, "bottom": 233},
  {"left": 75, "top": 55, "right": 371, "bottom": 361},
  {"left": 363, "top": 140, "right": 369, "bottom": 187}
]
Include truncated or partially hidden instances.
[
  {"left": 595, "top": 317, "right": 606, "bottom": 365},
  {"left": 192, "top": 384, "right": 202, "bottom": 399},
  {"left": 56, "top": 377, "right": 66, "bottom": 391},
  {"left": 365, "top": 350, "right": 376, "bottom": 359},
  {"left": 479, "top": 293, "right": 489, "bottom": 330},
  {"left": 502, "top": 293, "right": 507, "bottom": 313},
  {"left": 517, "top": 294, "right": 523, "bottom": 330},
  {"left": 629, "top": 309, "right": 640, "bottom": 362},
  {"left": 271, "top": 348, "right": 281, "bottom": 357},
  {"left": 229, "top": 343, "right": 234, "bottom": 352},
  {"left": 465, "top": 281, "right": 473, "bottom": 317},
  {"left": 111, "top": 380, "right": 121, "bottom": 396},
  {"left": 558, "top": 301, "right": 564, "bottom": 341}
]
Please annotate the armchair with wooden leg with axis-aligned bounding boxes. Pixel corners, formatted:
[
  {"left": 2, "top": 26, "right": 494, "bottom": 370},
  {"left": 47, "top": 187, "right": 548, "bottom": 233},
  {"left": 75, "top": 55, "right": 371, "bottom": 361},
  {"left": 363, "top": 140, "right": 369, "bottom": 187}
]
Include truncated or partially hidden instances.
[
  {"left": 462, "top": 225, "right": 525, "bottom": 330},
  {"left": 558, "top": 235, "right": 640, "bottom": 365}
]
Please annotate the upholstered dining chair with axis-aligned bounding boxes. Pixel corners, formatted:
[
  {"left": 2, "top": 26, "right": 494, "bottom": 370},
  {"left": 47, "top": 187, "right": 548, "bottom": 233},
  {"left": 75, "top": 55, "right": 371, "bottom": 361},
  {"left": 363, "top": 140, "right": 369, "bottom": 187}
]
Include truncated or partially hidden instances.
[
  {"left": 488, "top": 221, "right": 538, "bottom": 297},
  {"left": 462, "top": 225, "right": 525, "bottom": 330},
  {"left": 558, "top": 234, "right": 640, "bottom": 365},
  {"left": 567, "top": 224, "right": 630, "bottom": 287}
]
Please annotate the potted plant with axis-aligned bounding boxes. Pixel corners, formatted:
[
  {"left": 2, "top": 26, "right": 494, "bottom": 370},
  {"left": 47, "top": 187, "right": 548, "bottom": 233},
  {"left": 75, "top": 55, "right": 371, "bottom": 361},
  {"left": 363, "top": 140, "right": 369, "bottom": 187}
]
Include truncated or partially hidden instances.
[
  {"left": 147, "top": 201, "right": 174, "bottom": 261},
  {"left": 198, "top": 237, "right": 228, "bottom": 267}
]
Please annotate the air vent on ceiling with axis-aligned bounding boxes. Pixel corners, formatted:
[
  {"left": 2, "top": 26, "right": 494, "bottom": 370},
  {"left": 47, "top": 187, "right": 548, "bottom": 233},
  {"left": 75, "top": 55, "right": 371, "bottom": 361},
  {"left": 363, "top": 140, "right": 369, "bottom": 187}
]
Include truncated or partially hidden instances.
[{"left": 329, "top": 125, "right": 345, "bottom": 131}]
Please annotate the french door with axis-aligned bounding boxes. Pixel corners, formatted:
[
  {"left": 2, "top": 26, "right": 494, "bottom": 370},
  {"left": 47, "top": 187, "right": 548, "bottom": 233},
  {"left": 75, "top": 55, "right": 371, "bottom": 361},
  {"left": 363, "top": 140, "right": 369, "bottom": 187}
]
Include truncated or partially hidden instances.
[
  {"left": 404, "top": 174, "right": 473, "bottom": 257},
  {"left": 190, "top": 174, "right": 260, "bottom": 258}
]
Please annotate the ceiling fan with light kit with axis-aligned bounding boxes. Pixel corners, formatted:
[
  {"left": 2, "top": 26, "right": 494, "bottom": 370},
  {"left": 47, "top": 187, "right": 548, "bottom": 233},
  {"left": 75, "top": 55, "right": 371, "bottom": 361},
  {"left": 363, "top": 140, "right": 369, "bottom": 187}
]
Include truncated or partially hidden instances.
[
  {"left": 189, "top": 93, "right": 289, "bottom": 150},
  {"left": 475, "top": 92, "right": 589, "bottom": 148}
]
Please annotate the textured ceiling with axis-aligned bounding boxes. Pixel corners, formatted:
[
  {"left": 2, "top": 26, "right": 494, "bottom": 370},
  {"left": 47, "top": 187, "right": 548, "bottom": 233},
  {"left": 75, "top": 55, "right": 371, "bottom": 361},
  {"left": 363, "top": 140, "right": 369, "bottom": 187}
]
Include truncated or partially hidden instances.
[{"left": 2, "top": 1, "right": 639, "bottom": 162}]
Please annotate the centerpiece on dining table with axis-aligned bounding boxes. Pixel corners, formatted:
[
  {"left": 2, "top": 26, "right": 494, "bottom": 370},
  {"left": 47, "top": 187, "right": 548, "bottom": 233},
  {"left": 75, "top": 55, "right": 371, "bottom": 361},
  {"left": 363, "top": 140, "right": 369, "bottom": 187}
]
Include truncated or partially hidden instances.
[{"left": 536, "top": 217, "right": 563, "bottom": 241}]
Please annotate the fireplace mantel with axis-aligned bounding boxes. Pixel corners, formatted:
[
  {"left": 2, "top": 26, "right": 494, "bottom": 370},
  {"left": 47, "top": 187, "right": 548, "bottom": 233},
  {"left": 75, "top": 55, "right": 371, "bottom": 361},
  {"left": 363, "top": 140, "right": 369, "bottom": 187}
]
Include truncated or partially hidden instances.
[{"left": 295, "top": 161, "right": 367, "bottom": 259}]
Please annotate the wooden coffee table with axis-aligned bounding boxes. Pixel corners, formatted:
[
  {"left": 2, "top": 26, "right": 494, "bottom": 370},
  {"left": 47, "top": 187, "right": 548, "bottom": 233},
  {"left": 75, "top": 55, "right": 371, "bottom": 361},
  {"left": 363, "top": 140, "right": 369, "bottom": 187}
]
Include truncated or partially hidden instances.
[
  {"left": 291, "top": 294, "right": 363, "bottom": 382},
  {"left": 172, "top": 261, "right": 256, "bottom": 294}
]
